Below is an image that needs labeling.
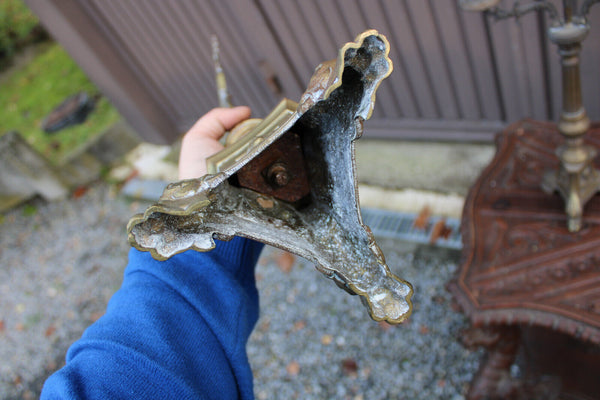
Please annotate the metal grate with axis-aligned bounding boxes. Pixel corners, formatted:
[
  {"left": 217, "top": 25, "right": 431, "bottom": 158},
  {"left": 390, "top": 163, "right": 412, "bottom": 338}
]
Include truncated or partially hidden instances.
[{"left": 361, "top": 208, "right": 462, "bottom": 249}]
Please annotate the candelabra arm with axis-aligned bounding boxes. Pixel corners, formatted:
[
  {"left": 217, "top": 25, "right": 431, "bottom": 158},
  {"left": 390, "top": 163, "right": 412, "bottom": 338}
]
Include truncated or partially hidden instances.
[
  {"left": 581, "top": 0, "right": 600, "bottom": 17},
  {"left": 486, "top": 1, "right": 560, "bottom": 22}
]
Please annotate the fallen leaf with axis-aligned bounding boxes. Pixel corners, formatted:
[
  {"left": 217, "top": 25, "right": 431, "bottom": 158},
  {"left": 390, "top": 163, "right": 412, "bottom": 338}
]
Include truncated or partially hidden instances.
[
  {"left": 360, "top": 366, "right": 372, "bottom": 379},
  {"left": 0, "top": 320, "right": 4, "bottom": 332},
  {"left": 292, "top": 320, "right": 306, "bottom": 332},
  {"left": 13, "top": 375, "right": 22, "bottom": 385},
  {"left": 22, "top": 390, "right": 34, "bottom": 400},
  {"left": 124, "top": 169, "right": 139, "bottom": 183},
  {"left": 419, "top": 325, "right": 430, "bottom": 335},
  {"left": 413, "top": 205, "right": 431, "bottom": 230},
  {"left": 259, "top": 319, "right": 270, "bottom": 333},
  {"left": 46, "top": 359, "right": 57, "bottom": 371},
  {"left": 430, "top": 219, "right": 452, "bottom": 244},
  {"left": 321, "top": 334, "right": 333, "bottom": 345},
  {"left": 45, "top": 325, "right": 56, "bottom": 337},
  {"left": 15, "top": 322, "right": 25, "bottom": 331},
  {"left": 276, "top": 251, "right": 296, "bottom": 274},
  {"left": 129, "top": 201, "right": 140, "bottom": 211},
  {"left": 72, "top": 186, "right": 88, "bottom": 199},
  {"left": 432, "top": 295, "right": 446, "bottom": 304},
  {"left": 89, "top": 311, "right": 104, "bottom": 322},
  {"left": 378, "top": 321, "right": 395, "bottom": 332},
  {"left": 286, "top": 361, "right": 300, "bottom": 376},
  {"left": 342, "top": 358, "right": 358, "bottom": 377},
  {"left": 437, "top": 379, "right": 446, "bottom": 388}
]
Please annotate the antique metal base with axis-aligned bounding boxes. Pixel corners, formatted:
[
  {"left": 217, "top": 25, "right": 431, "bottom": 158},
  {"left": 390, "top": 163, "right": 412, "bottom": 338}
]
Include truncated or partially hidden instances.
[
  {"left": 128, "top": 31, "right": 413, "bottom": 324},
  {"left": 448, "top": 120, "right": 600, "bottom": 399}
]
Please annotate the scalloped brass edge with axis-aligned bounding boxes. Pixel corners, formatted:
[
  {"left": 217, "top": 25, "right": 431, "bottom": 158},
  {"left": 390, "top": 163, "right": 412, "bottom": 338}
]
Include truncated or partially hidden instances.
[
  {"left": 323, "top": 29, "right": 393, "bottom": 120},
  {"left": 365, "top": 271, "right": 413, "bottom": 324},
  {"left": 127, "top": 201, "right": 218, "bottom": 261},
  {"left": 207, "top": 99, "right": 299, "bottom": 174}
]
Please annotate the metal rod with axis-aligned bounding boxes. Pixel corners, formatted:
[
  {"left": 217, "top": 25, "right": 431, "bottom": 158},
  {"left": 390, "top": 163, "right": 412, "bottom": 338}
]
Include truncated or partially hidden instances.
[{"left": 211, "top": 34, "right": 232, "bottom": 108}]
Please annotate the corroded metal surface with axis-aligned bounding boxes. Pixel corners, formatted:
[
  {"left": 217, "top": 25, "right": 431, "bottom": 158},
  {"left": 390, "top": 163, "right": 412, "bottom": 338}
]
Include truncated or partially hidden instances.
[
  {"left": 128, "top": 30, "right": 413, "bottom": 324},
  {"left": 236, "top": 130, "right": 311, "bottom": 203}
]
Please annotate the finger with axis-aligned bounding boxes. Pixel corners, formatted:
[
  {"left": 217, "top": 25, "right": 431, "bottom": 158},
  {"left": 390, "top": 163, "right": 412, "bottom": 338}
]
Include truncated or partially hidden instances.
[{"left": 186, "top": 106, "right": 251, "bottom": 141}]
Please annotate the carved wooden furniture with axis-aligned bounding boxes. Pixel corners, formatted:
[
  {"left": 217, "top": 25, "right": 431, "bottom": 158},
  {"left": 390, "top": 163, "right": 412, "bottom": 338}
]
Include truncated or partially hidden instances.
[{"left": 448, "top": 120, "right": 600, "bottom": 400}]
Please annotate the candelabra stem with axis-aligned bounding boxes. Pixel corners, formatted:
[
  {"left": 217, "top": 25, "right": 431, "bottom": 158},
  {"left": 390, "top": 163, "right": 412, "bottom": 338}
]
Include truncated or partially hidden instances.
[{"left": 541, "top": 21, "right": 600, "bottom": 232}]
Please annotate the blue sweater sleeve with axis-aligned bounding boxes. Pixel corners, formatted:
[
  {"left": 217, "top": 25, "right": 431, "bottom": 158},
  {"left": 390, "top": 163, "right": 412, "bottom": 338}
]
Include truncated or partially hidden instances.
[{"left": 41, "top": 237, "right": 263, "bottom": 400}]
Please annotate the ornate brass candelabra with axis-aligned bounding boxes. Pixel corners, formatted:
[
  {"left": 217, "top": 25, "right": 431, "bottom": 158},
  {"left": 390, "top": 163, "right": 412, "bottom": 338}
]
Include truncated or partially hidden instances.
[{"left": 460, "top": 0, "right": 600, "bottom": 231}]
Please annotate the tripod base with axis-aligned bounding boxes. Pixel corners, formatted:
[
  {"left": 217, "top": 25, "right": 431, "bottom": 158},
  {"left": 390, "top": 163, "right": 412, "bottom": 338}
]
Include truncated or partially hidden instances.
[{"left": 542, "top": 144, "right": 600, "bottom": 232}]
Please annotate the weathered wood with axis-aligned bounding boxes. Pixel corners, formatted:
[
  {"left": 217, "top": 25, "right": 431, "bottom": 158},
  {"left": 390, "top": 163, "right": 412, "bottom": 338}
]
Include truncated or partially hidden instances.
[{"left": 26, "top": 0, "right": 600, "bottom": 143}]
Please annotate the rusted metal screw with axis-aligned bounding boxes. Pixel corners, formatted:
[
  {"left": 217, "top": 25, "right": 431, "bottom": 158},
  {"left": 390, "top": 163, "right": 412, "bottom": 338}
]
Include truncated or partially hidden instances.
[{"left": 266, "top": 162, "right": 290, "bottom": 188}]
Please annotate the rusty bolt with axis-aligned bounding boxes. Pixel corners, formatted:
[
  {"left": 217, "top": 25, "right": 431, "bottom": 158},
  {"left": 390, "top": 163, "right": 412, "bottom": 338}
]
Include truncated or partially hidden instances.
[{"left": 266, "top": 162, "right": 290, "bottom": 188}]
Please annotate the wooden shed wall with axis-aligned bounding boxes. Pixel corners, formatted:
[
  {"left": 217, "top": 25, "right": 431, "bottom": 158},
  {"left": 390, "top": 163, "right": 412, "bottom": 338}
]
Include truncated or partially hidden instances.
[{"left": 25, "top": 0, "right": 600, "bottom": 144}]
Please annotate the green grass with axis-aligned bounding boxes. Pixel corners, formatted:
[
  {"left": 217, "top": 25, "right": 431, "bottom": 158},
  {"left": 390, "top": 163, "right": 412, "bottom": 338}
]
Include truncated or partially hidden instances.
[
  {"left": 0, "top": 0, "right": 46, "bottom": 69},
  {"left": 0, "top": 42, "right": 120, "bottom": 165}
]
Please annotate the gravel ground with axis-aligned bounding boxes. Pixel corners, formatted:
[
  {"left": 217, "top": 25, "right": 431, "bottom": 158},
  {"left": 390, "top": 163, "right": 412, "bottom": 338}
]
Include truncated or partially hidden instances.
[{"left": 0, "top": 182, "right": 480, "bottom": 399}]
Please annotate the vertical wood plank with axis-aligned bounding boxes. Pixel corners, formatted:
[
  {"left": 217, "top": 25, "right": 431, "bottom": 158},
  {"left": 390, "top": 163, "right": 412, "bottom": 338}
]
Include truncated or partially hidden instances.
[
  {"left": 431, "top": 1, "right": 481, "bottom": 120},
  {"left": 404, "top": 0, "right": 460, "bottom": 119},
  {"left": 380, "top": 0, "right": 439, "bottom": 119},
  {"left": 33, "top": 0, "right": 600, "bottom": 143},
  {"left": 580, "top": 8, "right": 600, "bottom": 121},
  {"left": 312, "top": 0, "right": 355, "bottom": 51},
  {"left": 459, "top": 11, "right": 502, "bottom": 120},
  {"left": 134, "top": 1, "right": 213, "bottom": 117},
  {"left": 487, "top": 12, "right": 530, "bottom": 121},
  {"left": 227, "top": 0, "right": 304, "bottom": 102},
  {"left": 109, "top": 2, "right": 203, "bottom": 118},
  {"left": 296, "top": 0, "right": 338, "bottom": 62},
  {"left": 98, "top": 1, "right": 190, "bottom": 119},
  {"left": 257, "top": 0, "right": 320, "bottom": 83},
  {"left": 195, "top": 0, "right": 273, "bottom": 112},
  {"left": 516, "top": 11, "right": 547, "bottom": 120}
]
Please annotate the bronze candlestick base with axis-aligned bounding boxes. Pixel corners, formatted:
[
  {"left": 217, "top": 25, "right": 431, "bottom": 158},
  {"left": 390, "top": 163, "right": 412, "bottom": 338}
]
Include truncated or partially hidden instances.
[
  {"left": 542, "top": 138, "right": 600, "bottom": 232},
  {"left": 128, "top": 31, "right": 413, "bottom": 324}
]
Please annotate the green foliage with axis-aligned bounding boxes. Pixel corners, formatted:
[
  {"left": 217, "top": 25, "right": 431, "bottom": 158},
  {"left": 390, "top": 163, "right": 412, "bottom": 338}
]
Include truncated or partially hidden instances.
[
  {"left": 22, "top": 203, "right": 37, "bottom": 216},
  {"left": 0, "top": 0, "right": 43, "bottom": 69},
  {"left": 0, "top": 42, "right": 121, "bottom": 165}
]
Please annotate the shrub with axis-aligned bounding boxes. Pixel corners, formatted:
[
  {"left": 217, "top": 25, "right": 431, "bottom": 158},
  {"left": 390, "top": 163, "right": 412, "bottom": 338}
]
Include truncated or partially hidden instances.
[{"left": 0, "top": 0, "right": 47, "bottom": 70}]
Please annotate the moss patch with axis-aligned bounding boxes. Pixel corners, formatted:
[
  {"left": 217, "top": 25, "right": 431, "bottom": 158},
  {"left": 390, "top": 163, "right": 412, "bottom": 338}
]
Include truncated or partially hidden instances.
[{"left": 0, "top": 42, "right": 120, "bottom": 166}]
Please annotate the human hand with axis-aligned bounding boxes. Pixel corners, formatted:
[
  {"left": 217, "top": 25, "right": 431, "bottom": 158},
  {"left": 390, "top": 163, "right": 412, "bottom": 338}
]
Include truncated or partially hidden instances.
[{"left": 178, "top": 106, "right": 251, "bottom": 180}]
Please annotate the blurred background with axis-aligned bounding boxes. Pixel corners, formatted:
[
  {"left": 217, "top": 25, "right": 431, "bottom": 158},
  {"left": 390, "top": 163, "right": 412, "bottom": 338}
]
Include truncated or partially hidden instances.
[{"left": 2, "top": 0, "right": 600, "bottom": 399}]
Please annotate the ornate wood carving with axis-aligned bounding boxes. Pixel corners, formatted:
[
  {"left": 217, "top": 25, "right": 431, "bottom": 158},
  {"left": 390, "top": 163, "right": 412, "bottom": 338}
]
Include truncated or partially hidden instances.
[{"left": 448, "top": 120, "right": 600, "bottom": 344}]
